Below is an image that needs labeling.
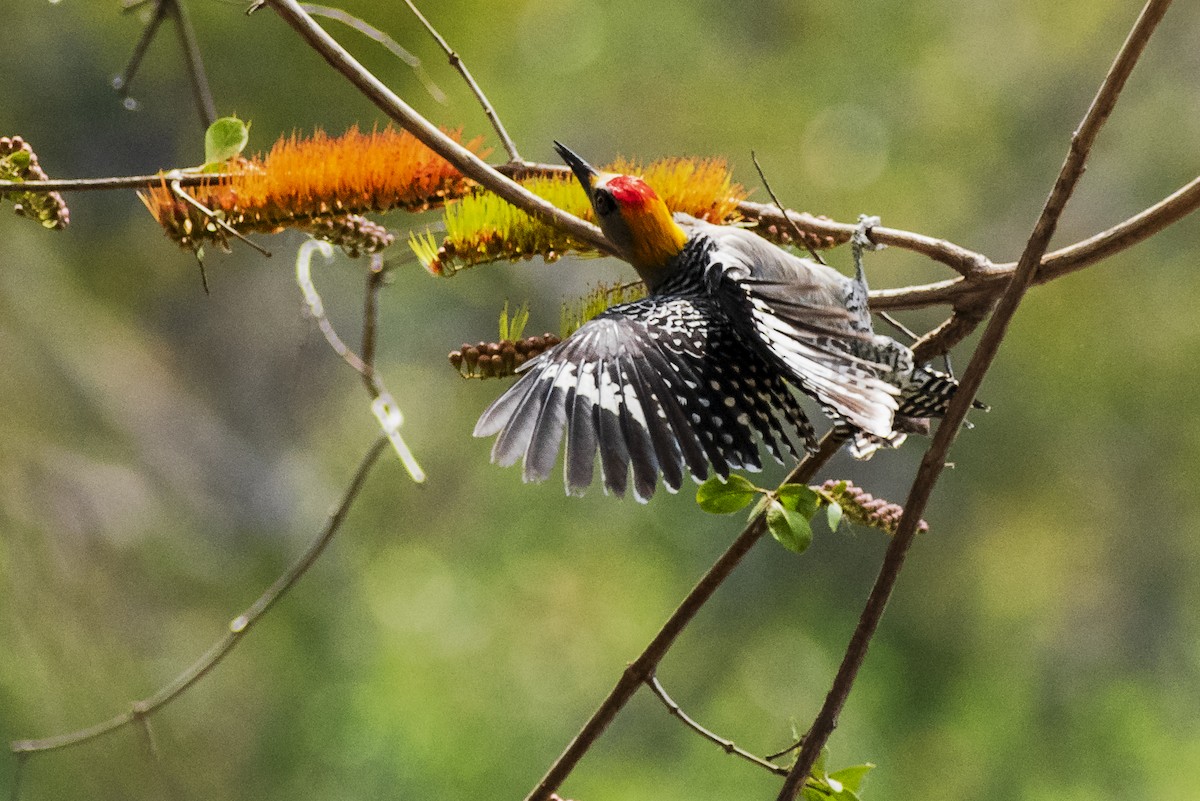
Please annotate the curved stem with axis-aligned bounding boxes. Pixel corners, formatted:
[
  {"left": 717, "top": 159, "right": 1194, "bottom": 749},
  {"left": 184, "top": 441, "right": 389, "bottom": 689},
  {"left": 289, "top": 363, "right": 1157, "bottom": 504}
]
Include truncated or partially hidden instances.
[
  {"left": 646, "top": 673, "right": 787, "bottom": 777},
  {"left": 10, "top": 436, "right": 388, "bottom": 756}
]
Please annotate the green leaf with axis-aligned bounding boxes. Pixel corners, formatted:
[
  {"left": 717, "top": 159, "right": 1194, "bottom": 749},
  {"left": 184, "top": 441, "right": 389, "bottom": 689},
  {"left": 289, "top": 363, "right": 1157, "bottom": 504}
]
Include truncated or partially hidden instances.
[
  {"left": 766, "top": 500, "right": 813, "bottom": 553},
  {"left": 204, "top": 116, "right": 250, "bottom": 164},
  {"left": 829, "top": 763, "right": 874, "bottom": 794},
  {"left": 778, "top": 483, "right": 820, "bottom": 517},
  {"left": 696, "top": 474, "right": 759, "bottom": 514},
  {"left": 826, "top": 500, "right": 843, "bottom": 532}
]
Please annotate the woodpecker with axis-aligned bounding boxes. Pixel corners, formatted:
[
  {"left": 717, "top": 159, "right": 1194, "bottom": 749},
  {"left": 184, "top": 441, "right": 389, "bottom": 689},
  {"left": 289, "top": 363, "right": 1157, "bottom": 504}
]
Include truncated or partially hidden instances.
[{"left": 474, "top": 142, "right": 969, "bottom": 501}]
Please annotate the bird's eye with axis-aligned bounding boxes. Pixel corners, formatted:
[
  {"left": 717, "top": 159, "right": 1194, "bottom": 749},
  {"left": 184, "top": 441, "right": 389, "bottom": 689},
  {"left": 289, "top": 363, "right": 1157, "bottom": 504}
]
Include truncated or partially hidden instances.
[{"left": 593, "top": 190, "right": 616, "bottom": 216}]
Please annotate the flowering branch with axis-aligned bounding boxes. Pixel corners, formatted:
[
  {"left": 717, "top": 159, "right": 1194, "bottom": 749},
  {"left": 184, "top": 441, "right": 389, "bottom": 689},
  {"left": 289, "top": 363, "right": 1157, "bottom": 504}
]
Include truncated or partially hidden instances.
[{"left": 258, "top": 0, "right": 610, "bottom": 254}]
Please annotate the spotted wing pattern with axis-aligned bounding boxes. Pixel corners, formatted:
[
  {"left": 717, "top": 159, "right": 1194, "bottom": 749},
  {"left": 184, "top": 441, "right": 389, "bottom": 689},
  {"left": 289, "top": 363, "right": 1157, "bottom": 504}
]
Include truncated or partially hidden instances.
[
  {"left": 681, "top": 222, "right": 903, "bottom": 438},
  {"left": 474, "top": 296, "right": 814, "bottom": 502}
]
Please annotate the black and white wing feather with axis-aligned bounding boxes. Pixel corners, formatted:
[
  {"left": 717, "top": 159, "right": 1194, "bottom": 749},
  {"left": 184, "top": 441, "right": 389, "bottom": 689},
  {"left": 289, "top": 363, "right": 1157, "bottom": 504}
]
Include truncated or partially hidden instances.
[
  {"left": 474, "top": 296, "right": 813, "bottom": 502},
  {"left": 681, "top": 219, "right": 902, "bottom": 438}
]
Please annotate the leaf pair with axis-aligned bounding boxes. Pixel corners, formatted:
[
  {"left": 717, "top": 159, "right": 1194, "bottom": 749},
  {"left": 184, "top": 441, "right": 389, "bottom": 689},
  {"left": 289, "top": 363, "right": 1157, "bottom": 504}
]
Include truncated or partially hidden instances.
[{"left": 695, "top": 475, "right": 822, "bottom": 554}]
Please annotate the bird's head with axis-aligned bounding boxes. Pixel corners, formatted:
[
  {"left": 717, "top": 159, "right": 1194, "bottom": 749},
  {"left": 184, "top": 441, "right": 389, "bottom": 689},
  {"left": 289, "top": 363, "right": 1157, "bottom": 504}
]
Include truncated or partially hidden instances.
[{"left": 554, "top": 141, "right": 687, "bottom": 287}]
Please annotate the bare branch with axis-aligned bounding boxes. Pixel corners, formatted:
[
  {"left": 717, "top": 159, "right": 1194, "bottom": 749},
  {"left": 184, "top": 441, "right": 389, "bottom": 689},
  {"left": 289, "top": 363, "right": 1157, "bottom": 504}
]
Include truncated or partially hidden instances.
[
  {"left": 113, "top": 0, "right": 169, "bottom": 106},
  {"left": 777, "top": 2, "right": 1175, "bottom": 798},
  {"left": 262, "top": 0, "right": 610, "bottom": 253},
  {"left": 738, "top": 199, "right": 998, "bottom": 278},
  {"left": 114, "top": 1, "right": 217, "bottom": 126},
  {"left": 9, "top": 436, "right": 389, "bottom": 757},
  {"left": 911, "top": 302, "right": 993, "bottom": 364},
  {"left": 1034, "top": 172, "right": 1200, "bottom": 281},
  {"left": 0, "top": 173, "right": 231, "bottom": 193},
  {"left": 166, "top": 0, "right": 218, "bottom": 126},
  {"left": 646, "top": 673, "right": 788, "bottom": 777},
  {"left": 524, "top": 432, "right": 847, "bottom": 801},
  {"left": 360, "top": 253, "right": 386, "bottom": 393},
  {"left": 869, "top": 171, "right": 1200, "bottom": 310},
  {"left": 400, "top": 0, "right": 523, "bottom": 163},
  {"left": 300, "top": 4, "right": 447, "bottom": 103},
  {"left": 750, "top": 152, "right": 825, "bottom": 263},
  {"left": 294, "top": 242, "right": 425, "bottom": 482}
]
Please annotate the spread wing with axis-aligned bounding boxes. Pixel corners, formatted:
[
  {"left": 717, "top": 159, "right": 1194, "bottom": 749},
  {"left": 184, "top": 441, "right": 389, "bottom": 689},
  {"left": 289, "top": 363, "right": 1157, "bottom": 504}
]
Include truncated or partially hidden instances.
[
  {"left": 474, "top": 297, "right": 814, "bottom": 502},
  {"left": 686, "top": 220, "right": 901, "bottom": 438}
]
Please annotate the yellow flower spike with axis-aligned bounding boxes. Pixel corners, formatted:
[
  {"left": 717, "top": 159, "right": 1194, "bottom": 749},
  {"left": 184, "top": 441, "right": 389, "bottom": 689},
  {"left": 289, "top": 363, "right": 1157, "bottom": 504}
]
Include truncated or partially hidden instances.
[
  {"left": 415, "top": 157, "right": 746, "bottom": 274},
  {"left": 560, "top": 281, "right": 648, "bottom": 337}
]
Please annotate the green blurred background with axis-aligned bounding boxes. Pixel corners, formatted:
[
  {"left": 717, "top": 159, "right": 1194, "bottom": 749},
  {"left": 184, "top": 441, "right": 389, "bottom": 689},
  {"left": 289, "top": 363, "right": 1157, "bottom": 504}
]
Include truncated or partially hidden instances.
[{"left": 3, "top": 1, "right": 1200, "bottom": 799}]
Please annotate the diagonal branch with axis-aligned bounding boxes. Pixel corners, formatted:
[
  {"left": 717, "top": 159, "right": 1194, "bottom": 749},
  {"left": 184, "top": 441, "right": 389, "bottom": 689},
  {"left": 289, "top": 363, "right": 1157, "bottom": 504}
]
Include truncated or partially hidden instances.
[
  {"left": 776, "top": 1, "right": 1175, "bottom": 798},
  {"left": 260, "top": 0, "right": 610, "bottom": 253},
  {"left": 165, "top": 0, "right": 218, "bottom": 126},
  {"left": 9, "top": 435, "right": 388, "bottom": 757},
  {"left": 524, "top": 433, "right": 847, "bottom": 801},
  {"left": 400, "top": 0, "right": 523, "bottom": 163}
]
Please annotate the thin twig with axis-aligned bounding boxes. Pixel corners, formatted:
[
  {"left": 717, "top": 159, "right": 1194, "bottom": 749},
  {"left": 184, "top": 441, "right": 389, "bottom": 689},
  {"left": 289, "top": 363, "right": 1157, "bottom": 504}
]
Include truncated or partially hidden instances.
[
  {"left": 262, "top": 0, "right": 609, "bottom": 253},
  {"left": 169, "top": 177, "right": 271, "bottom": 257},
  {"left": 300, "top": 3, "right": 447, "bottom": 103},
  {"left": 776, "top": 2, "right": 1173, "bottom": 798},
  {"left": 9, "top": 436, "right": 389, "bottom": 757},
  {"left": 132, "top": 709, "right": 160, "bottom": 762},
  {"left": 876, "top": 311, "right": 919, "bottom": 343},
  {"left": 400, "top": 0, "right": 523, "bottom": 163},
  {"left": 360, "top": 253, "right": 385, "bottom": 393},
  {"left": 113, "top": 0, "right": 169, "bottom": 104},
  {"left": 166, "top": 0, "right": 218, "bottom": 127},
  {"left": 524, "top": 432, "right": 847, "bottom": 801},
  {"left": 750, "top": 151, "right": 825, "bottom": 263},
  {"left": 646, "top": 673, "right": 787, "bottom": 777},
  {"left": 0, "top": 173, "right": 231, "bottom": 193}
]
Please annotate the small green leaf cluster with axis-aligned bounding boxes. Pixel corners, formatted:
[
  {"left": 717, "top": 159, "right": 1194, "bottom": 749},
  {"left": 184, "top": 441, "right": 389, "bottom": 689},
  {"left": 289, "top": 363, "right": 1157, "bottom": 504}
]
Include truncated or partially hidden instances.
[
  {"left": 696, "top": 475, "right": 844, "bottom": 555},
  {"left": 803, "top": 748, "right": 874, "bottom": 801}
]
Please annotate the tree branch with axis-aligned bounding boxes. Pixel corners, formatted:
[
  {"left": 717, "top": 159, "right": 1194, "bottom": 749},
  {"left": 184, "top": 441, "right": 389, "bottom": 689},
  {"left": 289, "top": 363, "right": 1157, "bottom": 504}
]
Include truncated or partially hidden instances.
[
  {"left": 0, "top": 173, "right": 230, "bottom": 193},
  {"left": 9, "top": 435, "right": 388, "bottom": 757},
  {"left": 165, "top": 0, "right": 218, "bottom": 127},
  {"left": 400, "top": 0, "right": 523, "bottom": 163},
  {"left": 524, "top": 432, "right": 847, "bottom": 801},
  {"left": 869, "top": 171, "right": 1200, "bottom": 310},
  {"left": 776, "top": 1, "right": 1174, "bottom": 798},
  {"left": 260, "top": 0, "right": 610, "bottom": 253}
]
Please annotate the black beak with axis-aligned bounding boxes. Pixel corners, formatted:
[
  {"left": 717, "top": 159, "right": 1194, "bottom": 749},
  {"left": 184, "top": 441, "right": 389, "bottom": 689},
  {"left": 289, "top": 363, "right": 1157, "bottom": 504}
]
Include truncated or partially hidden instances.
[{"left": 553, "top": 141, "right": 598, "bottom": 193}]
